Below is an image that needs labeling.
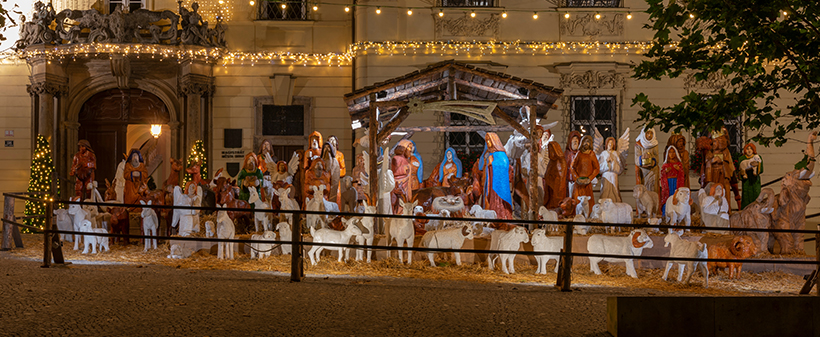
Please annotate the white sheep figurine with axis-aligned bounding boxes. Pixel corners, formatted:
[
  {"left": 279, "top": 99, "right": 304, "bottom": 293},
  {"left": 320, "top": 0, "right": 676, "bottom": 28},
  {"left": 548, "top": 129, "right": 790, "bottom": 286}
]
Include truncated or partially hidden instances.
[
  {"left": 530, "top": 228, "right": 564, "bottom": 274},
  {"left": 216, "top": 204, "right": 236, "bottom": 260},
  {"left": 308, "top": 217, "right": 362, "bottom": 265},
  {"left": 67, "top": 197, "right": 89, "bottom": 250},
  {"left": 305, "top": 185, "right": 327, "bottom": 229},
  {"left": 273, "top": 187, "right": 299, "bottom": 225},
  {"left": 248, "top": 187, "right": 272, "bottom": 232},
  {"left": 421, "top": 224, "right": 474, "bottom": 267},
  {"left": 662, "top": 229, "right": 709, "bottom": 287},
  {"left": 572, "top": 214, "right": 590, "bottom": 235},
  {"left": 487, "top": 226, "right": 529, "bottom": 274},
  {"left": 53, "top": 209, "right": 74, "bottom": 242},
  {"left": 587, "top": 229, "right": 655, "bottom": 278},
  {"left": 633, "top": 184, "right": 659, "bottom": 219},
  {"left": 575, "top": 195, "right": 591, "bottom": 219},
  {"left": 250, "top": 230, "right": 277, "bottom": 259},
  {"left": 352, "top": 202, "right": 376, "bottom": 262},
  {"left": 538, "top": 206, "right": 560, "bottom": 233},
  {"left": 205, "top": 221, "right": 215, "bottom": 238},
  {"left": 276, "top": 222, "right": 292, "bottom": 255},
  {"left": 469, "top": 204, "right": 498, "bottom": 220},
  {"left": 425, "top": 209, "right": 452, "bottom": 232},
  {"left": 665, "top": 187, "right": 692, "bottom": 229},
  {"left": 599, "top": 198, "right": 633, "bottom": 234},
  {"left": 139, "top": 200, "right": 158, "bottom": 252},
  {"left": 79, "top": 219, "right": 109, "bottom": 254},
  {"left": 388, "top": 199, "right": 417, "bottom": 264}
]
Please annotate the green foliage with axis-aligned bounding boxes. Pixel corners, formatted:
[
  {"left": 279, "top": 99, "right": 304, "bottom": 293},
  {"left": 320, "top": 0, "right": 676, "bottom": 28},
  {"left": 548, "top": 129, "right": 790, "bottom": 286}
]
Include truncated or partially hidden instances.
[
  {"left": 633, "top": 0, "right": 820, "bottom": 146},
  {"left": 0, "top": 1, "right": 16, "bottom": 43},
  {"left": 24, "top": 135, "right": 55, "bottom": 233}
]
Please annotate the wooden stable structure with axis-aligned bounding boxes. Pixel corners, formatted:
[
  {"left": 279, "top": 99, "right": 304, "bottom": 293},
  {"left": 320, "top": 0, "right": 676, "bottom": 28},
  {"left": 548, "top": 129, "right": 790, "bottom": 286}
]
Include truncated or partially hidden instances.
[{"left": 344, "top": 60, "right": 563, "bottom": 219}]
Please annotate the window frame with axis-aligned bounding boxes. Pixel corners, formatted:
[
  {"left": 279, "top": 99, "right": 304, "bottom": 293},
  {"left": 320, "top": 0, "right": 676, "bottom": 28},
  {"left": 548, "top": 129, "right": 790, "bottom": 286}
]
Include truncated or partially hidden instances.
[
  {"left": 253, "top": 96, "right": 313, "bottom": 152},
  {"left": 258, "top": 0, "right": 309, "bottom": 20},
  {"left": 569, "top": 95, "right": 618, "bottom": 139},
  {"left": 446, "top": 113, "right": 487, "bottom": 157}
]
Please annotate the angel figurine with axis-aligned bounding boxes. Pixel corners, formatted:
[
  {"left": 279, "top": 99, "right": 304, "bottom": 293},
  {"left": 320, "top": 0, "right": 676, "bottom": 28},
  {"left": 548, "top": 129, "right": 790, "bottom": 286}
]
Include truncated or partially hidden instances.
[
  {"left": 172, "top": 181, "right": 203, "bottom": 237},
  {"left": 593, "top": 128, "right": 630, "bottom": 202}
]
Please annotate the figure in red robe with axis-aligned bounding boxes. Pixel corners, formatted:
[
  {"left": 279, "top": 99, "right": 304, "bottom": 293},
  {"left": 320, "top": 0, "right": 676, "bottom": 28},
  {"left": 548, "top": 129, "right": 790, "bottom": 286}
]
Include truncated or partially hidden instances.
[
  {"left": 70, "top": 139, "right": 96, "bottom": 200},
  {"left": 543, "top": 141, "right": 567, "bottom": 209},
  {"left": 565, "top": 131, "right": 582, "bottom": 197},
  {"left": 660, "top": 146, "right": 686, "bottom": 215},
  {"left": 570, "top": 135, "right": 600, "bottom": 205}
]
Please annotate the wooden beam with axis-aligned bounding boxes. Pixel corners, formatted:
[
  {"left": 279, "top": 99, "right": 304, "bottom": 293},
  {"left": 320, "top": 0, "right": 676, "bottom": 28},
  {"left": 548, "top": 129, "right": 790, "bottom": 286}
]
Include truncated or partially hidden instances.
[
  {"left": 492, "top": 107, "right": 529, "bottom": 138},
  {"left": 368, "top": 93, "right": 379, "bottom": 209},
  {"left": 454, "top": 78, "right": 526, "bottom": 99},
  {"left": 377, "top": 107, "right": 411, "bottom": 144},
  {"left": 527, "top": 105, "right": 538, "bottom": 222},
  {"left": 395, "top": 125, "right": 515, "bottom": 133}
]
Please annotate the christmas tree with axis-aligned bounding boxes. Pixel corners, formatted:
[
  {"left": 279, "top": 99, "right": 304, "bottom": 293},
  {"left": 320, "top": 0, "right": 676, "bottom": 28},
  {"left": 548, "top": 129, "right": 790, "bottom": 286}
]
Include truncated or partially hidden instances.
[
  {"left": 184, "top": 140, "right": 208, "bottom": 184},
  {"left": 23, "top": 135, "right": 55, "bottom": 233}
]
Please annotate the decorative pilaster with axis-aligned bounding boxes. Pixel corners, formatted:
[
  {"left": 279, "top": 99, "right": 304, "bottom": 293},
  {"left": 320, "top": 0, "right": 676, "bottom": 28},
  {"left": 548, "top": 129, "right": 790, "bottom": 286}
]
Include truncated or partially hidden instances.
[{"left": 180, "top": 73, "right": 215, "bottom": 155}]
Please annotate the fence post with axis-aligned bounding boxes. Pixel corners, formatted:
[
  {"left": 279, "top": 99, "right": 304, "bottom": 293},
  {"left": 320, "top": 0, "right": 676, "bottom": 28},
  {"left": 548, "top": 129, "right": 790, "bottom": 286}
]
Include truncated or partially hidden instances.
[
  {"left": 557, "top": 221, "right": 574, "bottom": 292},
  {"left": 42, "top": 200, "right": 53, "bottom": 268},
  {"left": 291, "top": 212, "right": 303, "bottom": 282}
]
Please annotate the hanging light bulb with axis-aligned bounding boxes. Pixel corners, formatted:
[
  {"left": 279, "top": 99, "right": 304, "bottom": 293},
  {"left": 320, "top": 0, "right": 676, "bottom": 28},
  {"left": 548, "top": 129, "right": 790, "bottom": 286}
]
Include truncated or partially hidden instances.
[
  {"left": 439, "top": 9, "right": 444, "bottom": 17},
  {"left": 344, "top": 6, "right": 350, "bottom": 12},
  {"left": 595, "top": 12, "right": 601, "bottom": 20},
  {"left": 281, "top": 3, "right": 287, "bottom": 9},
  {"left": 312, "top": 3, "right": 318, "bottom": 11},
  {"left": 501, "top": 11, "right": 507, "bottom": 18},
  {"left": 564, "top": 12, "right": 570, "bottom": 19},
  {"left": 532, "top": 12, "right": 538, "bottom": 19},
  {"left": 689, "top": 13, "right": 695, "bottom": 18},
  {"left": 376, "top": 7, "right": 381, "bottom": 14},
  {"left": 626, "top": 12, "right": 632, "bottom": 20},
  {"left": 470, "top": 10, "right": 476, "bottom": 18},
  {"left": 249, "top": 0, "right": 254, "bottom": 5},
  {"left": 407, "top": 8, "right": 413, "bottom": 15},
  {"left": 150, "top": 125, "right": 162, "bottom": 138}
]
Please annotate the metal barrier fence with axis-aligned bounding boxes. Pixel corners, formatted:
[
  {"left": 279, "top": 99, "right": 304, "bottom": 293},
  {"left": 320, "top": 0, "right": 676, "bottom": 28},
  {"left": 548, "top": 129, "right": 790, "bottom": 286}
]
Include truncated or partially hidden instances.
[{"left": 3, "top": 192, "right": 820, "bottom": 293}]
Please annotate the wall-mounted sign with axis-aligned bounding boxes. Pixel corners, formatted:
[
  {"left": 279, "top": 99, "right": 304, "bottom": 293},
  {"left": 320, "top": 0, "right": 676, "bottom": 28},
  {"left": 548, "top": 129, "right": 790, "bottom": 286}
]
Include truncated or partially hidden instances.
[
  {"left": 5, "top": 140, "right": 13, "bottom": 147},
  {"left": 221, "top": 150, "right": 244, "bottom": 159},
  {"left": 4, "top": 130, "right": 12, "bottom": 137}
]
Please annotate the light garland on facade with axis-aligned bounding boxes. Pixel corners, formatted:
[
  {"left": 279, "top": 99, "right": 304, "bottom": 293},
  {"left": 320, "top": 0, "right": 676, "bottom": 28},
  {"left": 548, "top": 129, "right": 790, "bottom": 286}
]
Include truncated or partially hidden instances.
[{"left": 5, "top": 40, "right": 689, "bottom": 66}]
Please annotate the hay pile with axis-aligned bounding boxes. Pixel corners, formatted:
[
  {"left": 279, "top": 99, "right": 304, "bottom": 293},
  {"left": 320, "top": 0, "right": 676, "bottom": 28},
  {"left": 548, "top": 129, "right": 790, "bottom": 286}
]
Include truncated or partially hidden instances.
[{"left": 7, "top": 234, "right": 807, "bottom": 295}]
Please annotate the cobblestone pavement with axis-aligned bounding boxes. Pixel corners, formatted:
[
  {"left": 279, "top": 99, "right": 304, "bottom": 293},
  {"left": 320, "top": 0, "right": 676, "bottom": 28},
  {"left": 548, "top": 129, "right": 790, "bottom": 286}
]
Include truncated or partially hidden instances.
[{"left": 0, "top": 253, "right": 689, "bottom": 337}]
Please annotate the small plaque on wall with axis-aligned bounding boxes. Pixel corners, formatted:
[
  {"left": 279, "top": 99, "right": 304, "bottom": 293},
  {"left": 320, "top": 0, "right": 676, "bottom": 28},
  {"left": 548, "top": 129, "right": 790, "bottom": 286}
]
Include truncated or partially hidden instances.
[
  {"left": 226, "top": 162, "right": 240, "bottom": 177},
  {"left": 224, "top": 129, "right": 242, "bottom": 148},
  {"left": 4, "top": 140, "right": 13, "bottom": 147}
]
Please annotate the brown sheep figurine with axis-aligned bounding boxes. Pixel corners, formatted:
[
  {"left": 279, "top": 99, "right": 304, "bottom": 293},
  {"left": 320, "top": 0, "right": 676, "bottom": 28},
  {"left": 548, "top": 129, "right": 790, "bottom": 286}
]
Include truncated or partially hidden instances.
[{"left": 707, "top": 235, "right": 758, "bottom": 279}]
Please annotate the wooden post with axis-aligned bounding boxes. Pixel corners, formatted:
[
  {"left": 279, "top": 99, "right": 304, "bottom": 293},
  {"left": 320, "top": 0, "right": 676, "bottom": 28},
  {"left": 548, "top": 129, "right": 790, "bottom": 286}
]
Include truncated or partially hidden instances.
[
  {"left": 558, "top": 221, "right": 574, "bottom": 292},
  {"left": 42, "top": 200, "right": 53, "bottom": 268},
  {"left": 527, "top": 106, "right": 538, "bottom": 223},
  {"left": 368, "top": 93, "right": 380, "bottom": 233},
  {"left": 291, "top": 212, "right": 303, "bottom": 282},
  {"left": 816, "top": 232, "right": 819, "bottom": 295}
]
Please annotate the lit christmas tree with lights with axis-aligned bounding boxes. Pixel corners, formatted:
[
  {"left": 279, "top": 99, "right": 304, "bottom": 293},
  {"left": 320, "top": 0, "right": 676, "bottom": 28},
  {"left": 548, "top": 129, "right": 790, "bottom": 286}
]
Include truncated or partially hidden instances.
[
  {"left": 23, "top": 135, "right": 55, "bottom": 233},
  {"left": 184, "top": 140, "right": 208, "bottom": 184}
]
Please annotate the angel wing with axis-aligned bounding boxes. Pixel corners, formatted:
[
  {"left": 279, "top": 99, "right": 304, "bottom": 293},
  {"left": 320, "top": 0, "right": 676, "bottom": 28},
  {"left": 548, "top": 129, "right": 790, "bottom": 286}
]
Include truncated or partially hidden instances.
[
  {"left": 593, "top": 127, "right": 604, "bottom": 155},
  {"left": 288, "top": 151, "right": 300, "bottom": 176},
  {"left": 617, "top": 127, "right": 631, "bottom": 166},
  {"left": 173, "top": 185, "right": 184, "bottom": 203},
  {"left": 541, "top": 120, "right": 558, "bottom": 131}
]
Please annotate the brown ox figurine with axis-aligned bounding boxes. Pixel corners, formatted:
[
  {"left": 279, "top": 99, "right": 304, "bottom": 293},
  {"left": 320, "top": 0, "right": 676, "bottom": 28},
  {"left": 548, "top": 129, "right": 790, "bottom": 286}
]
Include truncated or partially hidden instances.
[
  {"left": 163, "top": 158, "right": 183, "bottom": 188},
  {"left": 707, "top": 235, "right": 757, "bottom": 279},
  {"left": 558, "top": 197, "right": 580, "bottom": 218},
  {"left": 411, "top": 176, "right": 473, "bottom": 213}
]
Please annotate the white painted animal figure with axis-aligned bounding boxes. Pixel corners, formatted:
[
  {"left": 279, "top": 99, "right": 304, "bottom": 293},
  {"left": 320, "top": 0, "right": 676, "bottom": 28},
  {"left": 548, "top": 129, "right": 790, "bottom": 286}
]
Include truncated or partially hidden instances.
[
  {"left": 662, "top": 229, "right": 709, "bottom": 287},
  {"left": 633, "top": 184, "right": 659, "bottom": 219},
  {"left": 167, "top": 244, "right": 194, "bottom": 259},
  {"left": 216, "top": 204, "right": 236, "bottom": 260},
  {"left": 469, "top": 204, "right": 498, "bottom": 220},
  {"left": 79, "top": 219, "right": 108, "bottom": 254},
  {"left": 139, "top": 200, "right": 158, "bottom": 251},
  {"left": 600, "top": 198, "right": 634, "bottom": 234},
  {"left": 67, "top": 197, "right": 89, "bottom": 250},
  {"left": 273, "top": 187, "right": 299, "bottom": 225},
  {"left": 587, "top": 229, "right": 655, "bottom": 278},
  {"left": 53, "top": 209, "right": 74, "bottom": 242},
  {"left": 250, "top": 230, "right": 277, "bottom": 259},
  {"left": 248, "top": 187, "right": 272, "bottom": 232},
  {"left": 322, "top": 195, "right": 340, "bottom": 214},
  {"left": 421, "top": 224, "right": 474, "bottom": 267},
  {"left": 538, "top": 206, "right": 560, "bottom": 233},
  {"left": 378, "top": 149, "right": 395, "bottom": 215},
  {"left": 388, "top": 199, "right": 417, "bottom": 264},
  {"left": 353, "top": 202, "right": 376, "bottom": 262},
  {"left": 487, "top": 226, "right": 530, "bottom": 274},
  {"left": 308, "top": 217, "right": 362, "bottom": 265},
  {"left": 590, "top": 203, "right": 603, "bottom": 221},
  {"left": 575, "top": 195, "right": 591, "bottom": 219},
  {"left": 276, "top": 222, "right": 292, "bottom": 255},
  {"left": 665, "top": 187, "right": 692, "bottom": 229},
  {"left": 205, "top": 221, "right": 215, "bottom": 237},
  {"left": 531, "top": 228, "right": 564, "bottom": 274},
  {"left": 305, "top": 185, "right": 327, "bottom": 229},
  {"left": 425, "top": 209, "right": 452, "bottom": 231},
  {"left": 572, "top": 214, "right": 590, "bottom": 235},
  {"left": 172, "top": 184, "right": 202, "bottom": 237}
]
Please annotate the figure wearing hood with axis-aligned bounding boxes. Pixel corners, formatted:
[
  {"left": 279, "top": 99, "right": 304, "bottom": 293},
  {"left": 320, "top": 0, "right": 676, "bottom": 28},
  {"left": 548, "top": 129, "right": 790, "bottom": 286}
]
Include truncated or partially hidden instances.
[
  {"left": 482, "top": 133, "right": 514, "bottom": 221},
  {"left": 543, "top": 141, "right": 567, "bottom": 209},
  {"left": 635, "top": 127, "right": 660, "bottom": 193},
  {"left": 565, "top": 131, "right": 582, "bottom": 197},
  {"left": 666, "top": 133, "right": 690, "bottom": 188},
  {"left": 427, "top": 147, "right": 462, "bottom": 187},
  {"left": 739, "top": 143, "right": 763, "bottom": 209},
  {"left": 71, "top": 139, "right": 97, "bottom": 199},
  {"left": 570, "top": 135, "right": 600, "bottom": 204},
  {"left": 660, "top": 146, "right": 685, "bottom": 215},
  {"left": 237, "top": 152, "right": 264, "bottom": 202},
  {"left": 123, "top": 149, "right": 148, "bottom": 205}
]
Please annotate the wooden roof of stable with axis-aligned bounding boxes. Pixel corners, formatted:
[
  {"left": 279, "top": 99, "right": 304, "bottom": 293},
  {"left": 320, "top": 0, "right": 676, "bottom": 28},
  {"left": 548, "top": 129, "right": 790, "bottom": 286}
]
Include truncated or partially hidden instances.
[{"left": 344, "top": 60, "right": 563, "bottom": 120}]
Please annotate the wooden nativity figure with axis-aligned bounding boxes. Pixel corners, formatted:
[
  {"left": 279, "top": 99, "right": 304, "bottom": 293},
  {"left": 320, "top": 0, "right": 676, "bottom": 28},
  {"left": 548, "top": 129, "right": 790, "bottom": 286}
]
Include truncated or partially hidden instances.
[
  {"left": 257, "top": 139, "right": 276, "bottom": 174},
  {"left": 304, "top": 155, "right": 331, "bottom": 206},
  {"left": 705, "top": 128, "right": 736, "bottom": 213},
  {"left": 635, "top": 126, "right": 660, "bottom": 193},
  {"left": 593, "top": 127, "right": 630, "bottom": 202},
  {"left": 305, "top": 131, "right": 323, "bottom": 167},
  {"left": 482, "top": 132, "right": 514, "bottom": 220},
  {"left": 322, "top": 142, "right": 341, "bottom": 205},
  {"left": 123, "top": 149, "right": 149, "bottom": 205},
  {"left": 660, "top": 146, "right": 686, "bottom": 216},
  {"left": 237, "top": 152, "right": 263, "bottom": 204},
  {"left": 543, "top": 140, "right": 568, "bottom": 209},
  {"left": 407, "top": 140, "right": 423, "bottom": 192},
  {"left": 666, "top": 133, "right": 690, "bottom": 188},
  {"left": 564, "top": 130, "right": 582, "bottom": 197},
  {"left": 391, "top": 140, "right": 414, "bottom": 213},
  {"left": 739, "top": 143, "right": 763, "bottom": 209},
  {"left": 186, "top": 160, "right": 206, "bottom": 186},
  {"left": 70, "top": 139, "right": 96, "bottom": 200},
  {"left": 428, "top": 147, "right": 463, "bottom": 187},
  {"left": 172, "top": 181, "right": 203, "bottom": 236},
  {"left": 570, "top": 135, "right": 600, "bottom": 205},
  {"left": 327, "top": 135, "right": 346, "bottom": 177}
]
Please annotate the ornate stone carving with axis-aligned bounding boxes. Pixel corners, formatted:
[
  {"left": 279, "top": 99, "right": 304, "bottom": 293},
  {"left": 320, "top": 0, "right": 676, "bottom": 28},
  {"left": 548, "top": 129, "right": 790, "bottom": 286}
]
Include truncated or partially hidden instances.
[
  {"left": 683, "top": 72, "right": 733, "bottom": 91},
  {"left": 559, "top": 13, "right": 624, "bottom": 38},
  {"left": 16, "top": 1, "right": 225, "bottom": 49},
  {"left": 27, "top": 81, "right": 69, "bottom": 97},
  {"left": 434, "top": 13, "right": 499, "bottom": 39},
  {"left": 559, "top": 70, "right": 625, "bottom": 95},
  {"left": 110, "top": 55, "right": 132, "bottom": 89},
  {"left": 180, "top": 74, "right": 216, "bottom": 96}
]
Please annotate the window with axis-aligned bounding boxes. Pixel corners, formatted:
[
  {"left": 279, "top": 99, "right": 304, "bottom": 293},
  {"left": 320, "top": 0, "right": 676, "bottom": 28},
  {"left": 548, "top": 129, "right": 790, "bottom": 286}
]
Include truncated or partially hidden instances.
[
  {"left": 439, "top": 0, "right": 496, "bottom": 7},
  {"left": 109, "top": 0, "right": 143, "bottom": 13},
  {"left": 260, "top": 0, "right": 307, "bottom": 20},
  {"left": 447, "top": 114, "right": 486, "bottom": 157},
  {"left": 562, "top": 0, "right": 621, "bottom": 8},
  {"left": 723, "top": 116, "right": 743, "bottom": 154},
  {"left": 262, "top": 105, "right": 304, "bottom": 136},
  {"left": 570, "top": 96, "right": 617, "bottom": 139}
]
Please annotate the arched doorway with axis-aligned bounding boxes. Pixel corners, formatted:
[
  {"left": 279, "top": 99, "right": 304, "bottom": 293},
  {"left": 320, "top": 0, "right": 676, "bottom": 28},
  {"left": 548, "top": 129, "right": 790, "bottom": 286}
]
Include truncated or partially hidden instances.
[{"left": 79, "top": 89, "right": 170, "bottom": 190}]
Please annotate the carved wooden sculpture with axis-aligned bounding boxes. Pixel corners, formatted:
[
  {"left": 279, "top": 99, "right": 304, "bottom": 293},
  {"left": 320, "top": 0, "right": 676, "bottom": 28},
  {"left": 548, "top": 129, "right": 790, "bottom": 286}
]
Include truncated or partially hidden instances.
[
  {"left": 70, "top": 139, "right": 97, "bottom": 200},
  {"left": 635, "top": 127, "right": 660, "bottom": 193},
  {"left": 729, "top": 188, "right": 775, "bottom": 253},
  {"left": 543, "top": 141, "right": 567, "bottom": 209},
  {"left": 570, "top": 136, "right": 600, "bottom": 204},
  {"left": 770, "top": 131, "right": 817, "bottom": 253}
]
